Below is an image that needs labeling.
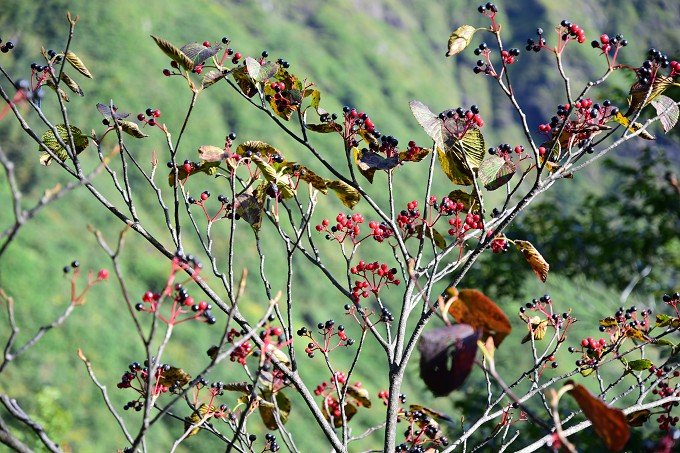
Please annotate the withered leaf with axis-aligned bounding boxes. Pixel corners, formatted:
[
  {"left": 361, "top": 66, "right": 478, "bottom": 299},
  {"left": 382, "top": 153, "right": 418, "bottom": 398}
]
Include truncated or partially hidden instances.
[
  {"left": 119, "top": 120, "right": 148, "bottom": 138},
  {"left": 346, "top": 385, "right": 371, "bottom": 408},
  {"left": 446, "top": 25, "right": 478, "bottom": 57},
  {"left": 625, "top": 409, "right": 651, "bottom": 427},
  {"left": 258, "top": 389, "right": 291, "bottom": 430},
  {"left": 151, "top": 35, "right": 194, "bottom": 71},
  {"left": 447, "top": 289, "right": 512, "bottom": 347},
  {"left": 198, "top": 145, "right": 228, "bottom": 162},
  {"left": 327, "top": 180, "right": 361, "bottom": 209},
  {"left": 408, "top": 405, "right": 453, "bottom": 423},
  {"left": 514, "top": 239, "right": 549, "bottom": 282},
  {"left": 322, "top": 399, "right": 358, "bottom": 428},
  {"left": 599, "top": 316, "right": 618, "bottom": 328},
  {"left": 60, "top": 73, "right": 84, "bottom": 95},
  {"left": 418, "top": 324, "right": 480, "bottom": 396},
  {"left": 567, "top": 382, "right": 630, "bottom": 452},
  {"left": 521, "top": 317, "right": 550, "bottom": 344},
  {"left": 184, "top": 403, "right": 214, "bottom": 438},
  {"left": 158, "top": 366, "right": 191, "bottom": 388},
  {"left": 65, "top": 50, "right": 93, "bottom": 78}
]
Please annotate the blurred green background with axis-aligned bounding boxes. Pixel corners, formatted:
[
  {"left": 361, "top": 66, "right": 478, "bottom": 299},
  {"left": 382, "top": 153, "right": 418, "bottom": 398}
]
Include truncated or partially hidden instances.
[{"left": 0, "top": 0, "right": 679, "bottom": 451}]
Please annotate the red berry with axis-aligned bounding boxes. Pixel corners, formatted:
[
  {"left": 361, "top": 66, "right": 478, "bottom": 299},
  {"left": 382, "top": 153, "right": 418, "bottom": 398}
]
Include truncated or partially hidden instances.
[
  {"left": 137, "top": 113, "right": 145, "bottom": 121},
  {"left": 234, "top": 52, "right": 242, "bottom": 60},
  {"left": 600, "top": 34, "right": 609, "bottom": 44},
  {"left": 98, "top": 269, "right": 109, "bottom": 280},
  {"left": 153, "top": 109, "right": 161, "bottom": 118},
  {"left": 163, "top": 69, "right": 171, "bottom": 76},
  {"left": 203, "top": 41, "right": 211, "bottom": 47}
]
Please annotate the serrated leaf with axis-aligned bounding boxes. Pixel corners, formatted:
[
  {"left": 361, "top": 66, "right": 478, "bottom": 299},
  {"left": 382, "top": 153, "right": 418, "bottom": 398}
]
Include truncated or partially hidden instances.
[
  {"left": 305, "top": 122, "right": 340, "bottom": 133},
  {"left": 65, "top": 50, "right": 92, "bottom": 78},
  {"left": 567, "top": 382, "right": 630, "bottom": 452},
  {"left": 201, "top": 69, "right": 226, "bottom": 89},
  {"left": 626, "top": 409, "right": 651, "bottom": 427},
  {"left": 347, "top": 385, "right": 371, "bottom": 408},
  {"left": 410, "top": 100, "right": 441, "bottom": 142},
  {"left": 448, "top": 289, "right": 512, "bottom": 346},
  {"left": 151, "top": 35, "right": 194, "bottom": 70},
  {"left": 327, "top": 180, "right": 361, "bottom": 209},
  {"left": 438, "top": 129, "right": 486, "bottom": 186},
  {"left": 419, "top": 324, "right": 480, "bottom": 396},
  {"left": 651, "top": 94, "right": 679, "bottom": 133},
  {"left": 514, "top": 239, "right": 549, "bottom": 282},
  {"left": 39, "top": 124, "right": 89, "bottom": 165},
  {"left": 258, "top": 390, "right": 291, "bottom": 430},
  {"left": 119, "top": 120, "right": 148, "bottom": 138},
  {"left": 280, "top": 161, "right": 328, "bottom": 194},
  {"left": 624, "top": 74, "right": 676, "bottom": 117},
  {"left": 180, "top": 42, "right": 221, "bottom": 66},
  {"left": 198, "top": 145, "right": 228, "bottom": 162},
  {"left": 478, "top": 154, "right": 516, "bottom": 190},
  {"left": 627, "top": 359, "right": 653, "bottom": 371},
  {"left": 223, "top": 381, "right": 252, "bottom": 393},
  {"left": 59, "top": 73, "right": 84, "bottom": 96},
  {"left": 414, "top": 225, "right": 447, "bottom": 250},
  {"left": 446, "top": 25, "right": 477, "bottom": 57},
  {"left": 158, "top": 366, "right": 191, "bottom": 387},
  {"left": 184, "top": 403, "right": 213, "bottom": 438}
]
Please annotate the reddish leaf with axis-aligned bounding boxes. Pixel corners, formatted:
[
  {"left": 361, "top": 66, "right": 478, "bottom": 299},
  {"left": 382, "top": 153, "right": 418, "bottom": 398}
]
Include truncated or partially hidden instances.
[
  {"left": 567, "top": 382, "right": 630, "bottom": 452},
  {"left": 447, "top": 289, "right": 512, "bottom": 346},
  {"left": 418, "top": 324, "right": 480, "bottom": 396}
]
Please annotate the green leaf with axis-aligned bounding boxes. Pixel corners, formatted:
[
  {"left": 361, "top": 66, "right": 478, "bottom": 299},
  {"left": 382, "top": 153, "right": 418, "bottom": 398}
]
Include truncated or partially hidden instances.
[
  {"left": 280, "top": 161, "right": 328, "bottom": 194},
  {"left": 655, "top": 339, "right": 674, "bottom": 347},
  {"left": 627, "top": 359, "right": 653, "bottom": 371},
  {"left": 446, "top": 25, "right": 477, "bottom": 57},
  {"left": 478, "top": 154, "right": 516, "bottom": 190},
  {"left": 651, "top": 94, "right": 679, "bottom": 133},
  {"left": 183, "top": 403, "right": 213, "bottom": 438},
  {"left": 447, "top": 189, "right": 478, "bottom": 211},
  {"left": 258, "top": 390, "right": 291, "bottom": 430},
  {"left": 327, "top": 180, "right": 361, "bottom": 209},
  {"left": 415, "top": 225, "right": 446, "bottom": 250},
  {"left": 65, "top": 50, "right": 93, "bottom": 78},
  {"left": 250, "top": 154, "right": 295, "bottom": 199},
  {"left": 438, "top": 129, "right": 485, "bottom": 186},
  {"left": 235, "top": 140, "right": 281, "bottom": 158},
  {"left": 151, "top": 35, "right": 194, "bottom": 71},
  {"left": 180, "top": 42, "right": 221, "bottom": 66},
  {"left": 244, "top": 57, "right": 278, "bottom": 83},
  {"left": 39, "top": 124, "right": 89, "bottom": 166},
  {"left": 119, "top": 120, "right": 148, "bottom": 138},
  {"left": 656, "top": 314, "right": 674, "bottom": 327}
]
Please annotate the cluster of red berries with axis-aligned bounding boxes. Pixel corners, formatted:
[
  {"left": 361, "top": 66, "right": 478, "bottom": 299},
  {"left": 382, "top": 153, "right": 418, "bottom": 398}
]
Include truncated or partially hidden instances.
[
  {"left": 135, "top": 282, "right": 215, "bottom": 325},
  {"left": 437, "top": 105, "right": 484, "bottom": 137},
  {"left": 229, "top": 340, "right": 253, "bottom": 365},
  {"left": 350, "top": 260, "right": 400, "bottom": 303},
  {"left": 449, "top": 212, "right": 483, "bottom": 236},
  {"left": 340, "top": 106, "right": 379, "bottom": 148},
  {"left": 559, "top": 20, "right": 587, "bottom": 44},
  {"left": 591, "top": 33, "right": 628, "bottom": 53},
  {"left": 265, "top": 81, "right": 298, "bottom": 113},
  {"left": 316, "top": 213, "right": 364, "bottom": 243},
  {"left": 490, "top": 234, "right": 510, "bottom": 254},
  {"left": 137, "top": 107, "right": 161, "bottom": 126},
  {"left": 396, "top": 200, "right": 421, "bottom": 232},
  {"left": 0, "top": 37, "right": 14, "bottom": 53},
  {"left": 402, "top": 140, "right": 424, "bottom": 161}
]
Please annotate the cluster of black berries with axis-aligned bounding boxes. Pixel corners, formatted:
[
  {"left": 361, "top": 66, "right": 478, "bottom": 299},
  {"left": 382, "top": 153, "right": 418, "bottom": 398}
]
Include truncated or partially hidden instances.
[
  {"left": 637, "top": 48, "right": 672, "bottom": 86},
  {"left": 526, "top": 28, "right": 546, "bottom": 52},
  {"left": 477, "top": 2, "right": 498, "bottom": 13},
  {"left": 264, "top": 433, "right": 280, "bottom": 452},
  {"left": 0, "top": 37, "right": 14, "bottom": 53}
]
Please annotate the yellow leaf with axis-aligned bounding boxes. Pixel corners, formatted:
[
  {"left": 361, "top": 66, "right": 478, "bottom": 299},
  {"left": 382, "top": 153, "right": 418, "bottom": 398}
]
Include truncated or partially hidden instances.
[
  {"left": 446, "top": 25, "right": 478, "bottom": 57},
  {"left": 514, "top": 239, "right": 549, "bottom": 282}
]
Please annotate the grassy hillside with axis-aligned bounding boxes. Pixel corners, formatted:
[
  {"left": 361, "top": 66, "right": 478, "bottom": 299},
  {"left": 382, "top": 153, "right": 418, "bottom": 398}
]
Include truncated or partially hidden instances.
[{"left": 0, "top": 0, "right": 678, "bottom": 451}]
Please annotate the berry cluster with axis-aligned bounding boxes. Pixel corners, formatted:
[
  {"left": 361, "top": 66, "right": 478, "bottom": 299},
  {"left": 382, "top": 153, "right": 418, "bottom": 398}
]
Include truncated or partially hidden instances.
[
  {"left": 61, "top": 259, "right": 109, "bottom": 305},
  {"left": 297, "top": 320, "right": 354, "bottom": 359},
  {"left": 367, "top": 134, "right": 400, "bottom": 158},
  {"left": 490, "top": 234, "right": 510, "bottom": 254},
  {"left": 477, "top": 2, "right": 498, "bottom": 14},
  {"left": 559, "top": 20, "right": 587, "bottom": 44},
  {"left": 137, "top": 107, "right": 162, "bottom": 127},
  {"left": 264, "top": 433, "right": 280, "bottom": 452},
  {"left": 663, "top": 292, "right": 680, "bottom": 316},
  {"left": 437, "top": 105, "right": 484, "bottom": 138},
  {"left": 525, "top": 28, "right": 547, "bottom": 53},
  {"left": 0, "top": 37, "right": 14, "bottom": 54},
  {"left": 117, "top": 360, "right": 187, "bottom": 409},
  {"left": 350, "top": 260, "right": 400, "bottom": 303},
  {"left": 636, "top": 48, "right": 678, "bottom": 88},
  {"left": 340, "top": 106, "right": 381, "bottom": 148},
  {"left": 590, "top": 33, "right": 628, "bottom": 54},
  {"left": 448, "top": 212, "right": 483, "bottom": 238},
  {"left": 649, "top": 364, "right": 680, "bottom": 431},
  {"left": 538, "top": 98, "right": 619, "bottom": 153},
  {"left": 519, "top": 294, "right": 575, "bottom": 335}
]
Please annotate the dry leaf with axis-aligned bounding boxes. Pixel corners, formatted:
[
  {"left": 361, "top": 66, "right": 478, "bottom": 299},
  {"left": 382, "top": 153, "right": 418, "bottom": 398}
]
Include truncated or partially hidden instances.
[
  {"left": 521, "top": 318, "right": 549, "bottom": 344},
  {"left": 447, "top": 289, "right": 512, "bottom": 347},
  {"left": 625, "top": 409, "right": 651, "bottom": 427},
  {"left": 567, "top": 382, "right": 630, "bottom": 452},
  {"left": 514, "top": 239, "right": 549, "bottom": 282}
]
